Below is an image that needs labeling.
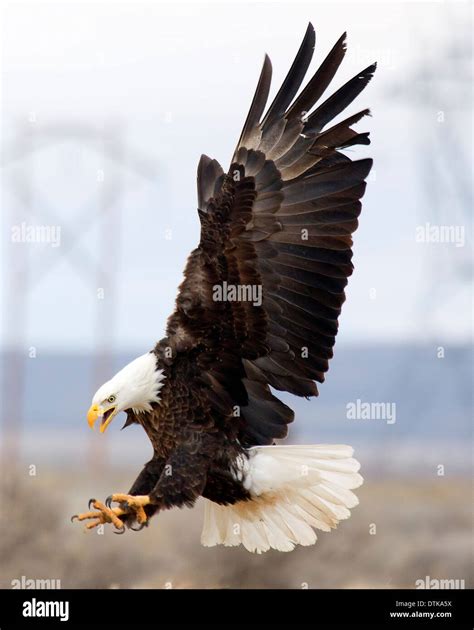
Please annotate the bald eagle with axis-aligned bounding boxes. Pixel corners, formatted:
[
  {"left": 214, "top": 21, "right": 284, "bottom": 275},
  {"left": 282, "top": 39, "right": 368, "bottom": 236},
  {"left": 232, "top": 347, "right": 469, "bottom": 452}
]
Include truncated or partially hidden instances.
[{"left": 72, "top": 23, "right": 375, "bottom": 553}]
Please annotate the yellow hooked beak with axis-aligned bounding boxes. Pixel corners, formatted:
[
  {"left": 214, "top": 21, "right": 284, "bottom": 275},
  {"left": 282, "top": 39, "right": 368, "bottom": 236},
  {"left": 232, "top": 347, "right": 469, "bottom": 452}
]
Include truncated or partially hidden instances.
[{"left": 87, "top": 404, "right": 117, "bottom": 433}]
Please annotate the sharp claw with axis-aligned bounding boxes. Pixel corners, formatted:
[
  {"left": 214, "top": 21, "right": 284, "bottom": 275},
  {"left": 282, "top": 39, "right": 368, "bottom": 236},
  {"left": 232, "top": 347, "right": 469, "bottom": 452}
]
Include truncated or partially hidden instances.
[
  {"left": 105, "top": 495, "right": 113, "bottom": 508},
  {"left": 130, "top": 522, "right": 146, "bottom": 532},
  {"left": 88, "top": 498, "right": 96, "bottom": 510},
  {"left": 70, "top": 514, "right": 78, "bottom": 523},
  {"left": 113, "top": 525, "right": 126, "bottom": 535}
]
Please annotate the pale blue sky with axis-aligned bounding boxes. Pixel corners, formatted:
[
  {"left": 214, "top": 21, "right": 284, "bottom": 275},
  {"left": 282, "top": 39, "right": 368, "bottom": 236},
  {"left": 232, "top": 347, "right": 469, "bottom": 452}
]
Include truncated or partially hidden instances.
[{"left": 1, "top": 0, "right": 471, "bottom": 353}]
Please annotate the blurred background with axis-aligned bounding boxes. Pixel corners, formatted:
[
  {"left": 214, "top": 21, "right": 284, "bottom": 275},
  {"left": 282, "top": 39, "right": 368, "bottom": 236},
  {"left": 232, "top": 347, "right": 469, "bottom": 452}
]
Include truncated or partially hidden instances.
[{"left": 0, "top": 0, "right": 472, "bottom": 589}]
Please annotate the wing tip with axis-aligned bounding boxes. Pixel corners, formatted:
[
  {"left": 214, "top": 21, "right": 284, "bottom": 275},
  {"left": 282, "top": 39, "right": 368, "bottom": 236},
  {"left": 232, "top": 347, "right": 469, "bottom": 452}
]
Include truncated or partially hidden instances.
[
  {"left": 364, "top": 62, "right": 377, "bottom": 77},
  {"left": 338, "top": 31, "right": 348, "bottom": 50},
  {"left": 355, "top": 157, "right": 374, "bottom": 179},
  {"left": 306, "top": 21, "right": 316, "bottom": 46},
  {"left": 263, "top": 53, "right": 272, "bottom": 72},
  {"left": 198, "top": 154, "right": 212, "bottom": 169}
]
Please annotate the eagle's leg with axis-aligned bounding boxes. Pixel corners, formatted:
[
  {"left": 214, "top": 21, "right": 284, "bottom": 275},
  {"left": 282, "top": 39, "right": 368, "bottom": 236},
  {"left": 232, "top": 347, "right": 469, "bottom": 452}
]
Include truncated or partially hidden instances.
[
  {"left": 102, "top": 457, "right": 166, "bottom": 527},
  {"left": 71, "top": 458, "right": 165, "bottom": 531},
  {"left": 72, "top": 448, "right": 208, "bottom": 531},
  {"left": 71, "top": 500, "right": 126, "bottom": 530},
  {"left": 105, "top": 444, "right": 209, "bottom": 524}
]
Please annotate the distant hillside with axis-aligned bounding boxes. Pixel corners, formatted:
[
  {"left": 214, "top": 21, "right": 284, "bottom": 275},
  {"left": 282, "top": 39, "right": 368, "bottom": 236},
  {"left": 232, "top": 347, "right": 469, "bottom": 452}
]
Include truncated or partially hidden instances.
[
  {"left": 7, "top": 343, "right": 470, "bottom": 441},
  {"left": 1, "top": 344, "right": 471, "bottom": 475}
]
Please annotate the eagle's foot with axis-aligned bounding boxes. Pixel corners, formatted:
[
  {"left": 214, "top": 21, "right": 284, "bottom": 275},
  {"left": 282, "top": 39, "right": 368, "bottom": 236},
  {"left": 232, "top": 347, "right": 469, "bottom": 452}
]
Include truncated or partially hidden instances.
[
  {"left": 71, "top": 499, "right": 126, "bottom": 531},
  {"left": 105, "top": 493, "right": 151, "bottom": 525}
]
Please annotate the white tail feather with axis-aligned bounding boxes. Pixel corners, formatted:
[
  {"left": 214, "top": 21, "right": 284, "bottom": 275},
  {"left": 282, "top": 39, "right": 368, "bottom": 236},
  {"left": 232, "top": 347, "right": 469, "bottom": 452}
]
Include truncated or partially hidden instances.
[{"left": 201, "top": 444, "right": 363, "bottom": 553}]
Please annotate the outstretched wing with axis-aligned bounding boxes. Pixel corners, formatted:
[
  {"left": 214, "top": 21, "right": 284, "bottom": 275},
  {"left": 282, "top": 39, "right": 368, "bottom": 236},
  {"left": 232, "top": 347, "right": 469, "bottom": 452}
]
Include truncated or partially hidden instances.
[{"left": 163, "top": 23, "right": 375, "bottom": 447}]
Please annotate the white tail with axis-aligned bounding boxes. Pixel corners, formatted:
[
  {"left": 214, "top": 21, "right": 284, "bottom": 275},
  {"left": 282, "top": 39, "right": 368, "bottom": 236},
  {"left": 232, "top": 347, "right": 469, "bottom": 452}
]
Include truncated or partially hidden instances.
[{"left": 201, "top": 444, "right": 363, "bottom": 553}]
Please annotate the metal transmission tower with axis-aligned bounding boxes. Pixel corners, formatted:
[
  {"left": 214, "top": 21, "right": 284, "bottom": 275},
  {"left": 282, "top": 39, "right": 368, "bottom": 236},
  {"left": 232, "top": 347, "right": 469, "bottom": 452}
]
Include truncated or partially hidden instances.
[
  {"left": 381, "top": 15, "right": 472, "bottom": 428},
  {"left": 0, "top": 120, "right": 157, "bottom": 475},
  {"left": 390, "top": 21, "right": 472, "bottom": 337}
]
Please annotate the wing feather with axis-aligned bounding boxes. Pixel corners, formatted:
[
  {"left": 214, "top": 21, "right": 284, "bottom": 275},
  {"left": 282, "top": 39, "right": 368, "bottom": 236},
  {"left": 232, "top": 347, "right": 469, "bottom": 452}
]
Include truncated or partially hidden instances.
[{"left": 164, "top": 24, "right": 375, "bottom": 446}]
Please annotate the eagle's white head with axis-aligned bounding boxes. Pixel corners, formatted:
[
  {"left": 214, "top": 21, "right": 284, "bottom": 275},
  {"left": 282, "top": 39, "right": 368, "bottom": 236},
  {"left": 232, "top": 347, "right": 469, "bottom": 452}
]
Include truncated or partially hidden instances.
[{"left": 87, "top": 352, "right": 165, "bottom": 433}]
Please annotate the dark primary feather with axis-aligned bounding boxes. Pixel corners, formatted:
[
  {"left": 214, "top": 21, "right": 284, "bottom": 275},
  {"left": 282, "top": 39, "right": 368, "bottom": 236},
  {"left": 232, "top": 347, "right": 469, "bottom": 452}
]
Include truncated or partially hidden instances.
[
  {"left": 197, "top": 155, "right": 224, "bottom": 212},
  {"left": 233, "top": 54, "right": 273, "bottom": 159},
  {"left": 261, "top": 22, "right": 315, "bottom": 131},
  {"left": 146, "top": 24, "right": 375, "bottom": 468},
  {"left": 286, "top": 32, "right": 347, "bottom": 122},
  {"left": 304, "top": 64, "right": 376, "bottom": 135}
]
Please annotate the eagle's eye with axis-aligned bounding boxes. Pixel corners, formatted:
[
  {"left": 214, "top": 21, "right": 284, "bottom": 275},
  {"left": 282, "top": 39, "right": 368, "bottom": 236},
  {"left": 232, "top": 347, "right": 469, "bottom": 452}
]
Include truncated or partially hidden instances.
[{"left": 107, "top": 395, "right": 116, "bottom": 404}]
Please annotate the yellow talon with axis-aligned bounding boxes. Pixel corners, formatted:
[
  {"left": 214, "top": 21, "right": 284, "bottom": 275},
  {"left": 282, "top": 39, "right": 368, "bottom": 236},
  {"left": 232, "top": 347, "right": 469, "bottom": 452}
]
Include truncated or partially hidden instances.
[
  {"left": 72, "top": 494, "right": 151, "bottom": 531},
  {"left": 72, "top": 502, "right": 126, "bottom": 530}
]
